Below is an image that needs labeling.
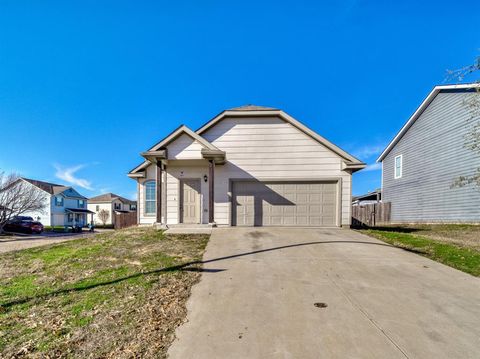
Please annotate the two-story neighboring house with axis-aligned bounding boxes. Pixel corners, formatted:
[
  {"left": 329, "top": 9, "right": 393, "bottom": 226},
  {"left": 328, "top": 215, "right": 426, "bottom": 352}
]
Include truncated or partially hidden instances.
[
  {"left": 87, "top": 193, "right": 137, "bottom": 225},
  {"left": 21, "top": 178, "right": 94, "bottom": 227},
  {"left": 377, "top": 83, "right": 480, "bottom": 223}
]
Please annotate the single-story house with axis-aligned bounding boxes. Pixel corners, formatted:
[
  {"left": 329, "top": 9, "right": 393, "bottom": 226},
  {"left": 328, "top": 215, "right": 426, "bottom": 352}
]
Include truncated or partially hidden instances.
[
  {"left": 128, "top": 105, "right": 365, "bottom": 227},
  {"left": 20, "top": 178, "right": 94, "bottom": 227},
  {"left": 87, "top": 193, "right": 137, "bottom": 225},
  {"left": 352, "top": 189, "right": 381, "bottom": 206},
  {"left": 377, "top": 83, "right": 480, "bottom": 223}
]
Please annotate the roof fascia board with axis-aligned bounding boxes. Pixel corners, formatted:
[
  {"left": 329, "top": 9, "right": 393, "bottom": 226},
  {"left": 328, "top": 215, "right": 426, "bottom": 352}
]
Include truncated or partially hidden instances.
[
  {"left": 377, "top": 83, "right": 480, "bottom": 162},
  {"left": 150, "top": 125, "right": 218, "bottom": 152},
  {"left": 129, "top": 161, "right": 149, "bottom": 174},
  {"left": 128, "top": 172, "right": 146, "bottom": 178},
  {"left": 279, "top": 111, "right": 363, "bottom": 164},
  {"left": 129, "top": 125, "right": 220, "bottom": 175}
]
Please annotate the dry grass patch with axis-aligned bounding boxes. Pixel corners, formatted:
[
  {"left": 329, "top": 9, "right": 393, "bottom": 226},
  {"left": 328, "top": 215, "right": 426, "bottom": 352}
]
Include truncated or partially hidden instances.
[
  {"left": 0, "top": 227, "right": 209, "bottom": 358},
  {"left": 358, "top": 224, "right": 480, "bottom": 276}
]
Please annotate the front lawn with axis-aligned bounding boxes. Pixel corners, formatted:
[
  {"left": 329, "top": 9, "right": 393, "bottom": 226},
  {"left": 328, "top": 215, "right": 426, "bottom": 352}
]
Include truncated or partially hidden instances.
[
  {"left": 0, "top": 227, "right": 209, "bottom": 357},
  {"left": 358, "top": 224, "right": 480, "bottom": 276}
]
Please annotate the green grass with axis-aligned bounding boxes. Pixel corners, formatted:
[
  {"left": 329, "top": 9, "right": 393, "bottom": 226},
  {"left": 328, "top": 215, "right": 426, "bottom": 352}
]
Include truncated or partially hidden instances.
[
  {"left": 0, "top": 227, "right": 209, "bottom": 357},
  {"left": 359, "top": 227, "right": 480, "bottom": 276}
]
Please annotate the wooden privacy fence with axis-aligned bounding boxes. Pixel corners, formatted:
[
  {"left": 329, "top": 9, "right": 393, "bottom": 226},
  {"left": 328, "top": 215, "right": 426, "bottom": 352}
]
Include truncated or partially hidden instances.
[
  {"left": 114, "top": 211, "right": 138, "bottom": 229},
  {"left": 352, "top": 202, "right": 391, "bottom": 227}
]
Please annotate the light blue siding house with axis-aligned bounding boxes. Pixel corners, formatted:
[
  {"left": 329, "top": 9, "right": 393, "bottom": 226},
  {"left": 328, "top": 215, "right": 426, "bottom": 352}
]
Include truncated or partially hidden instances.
[
  {"left": 377, "top": 83, "right": 480, "bottom": 223},
  {"left": 21, "top": 178, "right": 94, "bottom": 227}
]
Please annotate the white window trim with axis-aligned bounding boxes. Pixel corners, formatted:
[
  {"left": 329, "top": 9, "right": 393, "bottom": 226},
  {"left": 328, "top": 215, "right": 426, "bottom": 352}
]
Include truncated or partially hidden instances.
[
  {"left": 394, "top": 154, "right": 403, "bottom": 179},
  {"left": 144, "top": 180, "right": 156, "bottom": 216}
]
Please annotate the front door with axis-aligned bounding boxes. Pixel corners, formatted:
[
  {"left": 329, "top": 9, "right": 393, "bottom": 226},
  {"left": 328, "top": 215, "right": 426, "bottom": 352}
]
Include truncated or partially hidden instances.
[{"left": 180, "top": 179, "right": 201, "bottom": 224}]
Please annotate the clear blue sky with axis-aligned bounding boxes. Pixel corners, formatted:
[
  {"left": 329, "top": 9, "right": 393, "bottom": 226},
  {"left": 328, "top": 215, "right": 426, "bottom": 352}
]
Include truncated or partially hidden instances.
[{"left": 1, "top": 1, "right": 479, "bottom": 199}]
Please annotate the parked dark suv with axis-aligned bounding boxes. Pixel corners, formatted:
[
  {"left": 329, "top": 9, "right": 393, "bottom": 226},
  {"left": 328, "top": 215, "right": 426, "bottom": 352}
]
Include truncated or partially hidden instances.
[{"left": 4, "top": 216, "right": 44, "bottom": 234}]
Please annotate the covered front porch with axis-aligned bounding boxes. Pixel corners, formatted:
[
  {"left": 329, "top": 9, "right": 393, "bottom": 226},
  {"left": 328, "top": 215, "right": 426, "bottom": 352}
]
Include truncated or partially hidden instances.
[
  {"left": 65, "top": 208, "right": 95, "bottom": 227},
  {"left": 141, "top": 148, "right": 225, "bottom": 227}
]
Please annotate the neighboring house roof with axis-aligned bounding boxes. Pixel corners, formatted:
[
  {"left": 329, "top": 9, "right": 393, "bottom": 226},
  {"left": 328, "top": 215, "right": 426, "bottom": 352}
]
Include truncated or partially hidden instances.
[
  {"left": 352, "top": 189, "right": 381, "bottom": 202},
  {"left": 21, "top": 178, "right": 88, "bottom": 199},
  {"left": 89, "top": 193, "right": 136, "bottom": 205},
  {"left": 129, "top": 105, "right": 365, "bottom": 175},
  {"left": 377, "top": 83, "right": 480, "bottom": 162},
  {"left": 22, "top": 178, "right": 68, "bottom": 195}
]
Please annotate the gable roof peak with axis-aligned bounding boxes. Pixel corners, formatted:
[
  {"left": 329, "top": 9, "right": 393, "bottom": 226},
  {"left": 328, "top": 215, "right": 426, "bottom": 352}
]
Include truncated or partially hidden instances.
[
  {"left": 227, "top": 104, "right": 279, "bottom": 111},
  {"left": 377, "top": 82, "right": 480, "bottom": 162}
]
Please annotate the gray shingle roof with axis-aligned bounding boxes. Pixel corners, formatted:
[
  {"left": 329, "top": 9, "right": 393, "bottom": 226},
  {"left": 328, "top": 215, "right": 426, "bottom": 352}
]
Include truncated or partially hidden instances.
[
  {"left": 89, "top": 193, "right": 136, "bottom": 204},
  {"left": 228, "top": 104, "right": 279, "bottom": 111},
  {"left": 22, "top": 178, "right": 68, "bottom": 195}
]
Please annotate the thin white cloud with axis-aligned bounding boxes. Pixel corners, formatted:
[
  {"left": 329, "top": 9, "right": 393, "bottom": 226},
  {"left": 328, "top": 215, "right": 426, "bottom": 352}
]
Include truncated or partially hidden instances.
[
  {"left": 54, "top": 164, "right": 93, "bottom": 190},
  {"left": 352, "top": 144, "right": 386, "bottom": 160},
  {"left": 363, "top": 163, "right": 382, "bottom": 172}
]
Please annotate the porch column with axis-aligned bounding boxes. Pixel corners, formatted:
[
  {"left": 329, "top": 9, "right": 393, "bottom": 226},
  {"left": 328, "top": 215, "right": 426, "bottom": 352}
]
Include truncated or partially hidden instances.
[
  {"left": 208, "top": 160, "right": 215, "bottom": 224},
  {"left": 156, "top": 161, "right": 162, "bottom": 223},
  {"left": 163, "top": 164, "right": 167, "bottom": 224}
]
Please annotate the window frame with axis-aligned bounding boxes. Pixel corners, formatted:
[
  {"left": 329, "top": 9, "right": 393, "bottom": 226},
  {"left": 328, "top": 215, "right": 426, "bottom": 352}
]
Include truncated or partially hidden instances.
[
  {"left": 394, "top": 154, "right": 403, "bottom": 179},
  {"left": 78, "top": 199, "right": 85, "bottom": 208},
  {"left": 55, "top": 196, "right": 64, "bottom": 207},
  {"left": 144, "top": 181, "right": 156, "bottom": 216}
]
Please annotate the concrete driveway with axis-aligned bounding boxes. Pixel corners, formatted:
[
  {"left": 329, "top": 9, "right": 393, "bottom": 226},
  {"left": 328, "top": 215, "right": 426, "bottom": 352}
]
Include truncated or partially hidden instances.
[{"left": 168, "top": 227, "right": 480, "bottom": 359}]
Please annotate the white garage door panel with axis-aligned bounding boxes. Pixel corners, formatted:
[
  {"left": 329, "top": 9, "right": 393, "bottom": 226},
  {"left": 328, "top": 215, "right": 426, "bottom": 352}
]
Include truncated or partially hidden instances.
[{"left": 233, "top": 181, "right": 338, "bottom": 227}]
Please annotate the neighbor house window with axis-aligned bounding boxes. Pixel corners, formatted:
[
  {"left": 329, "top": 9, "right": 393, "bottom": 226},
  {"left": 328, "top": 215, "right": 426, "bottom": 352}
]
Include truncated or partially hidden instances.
[
  {"left": 394, "top": 155, "right": 403, "bottom": 179},
  {"left": 67, "top": 213, "right": 73, "bottom": 222},
  {"left": 130, "top": 204, "right": 137, "bottom": 211},
  {"left": 114, "top": 203, "right": 121, "bottom": 210},
  {"left": 78, "top": 199, "right": 85, "bottom": 208},
  {"left": 96, "top": 205, "right": 100, "bottom": 211},
  {"left": 55, "top": 196, "right": 64, "bottom": 206},
  {"left": 145, "top": 181, "right": 156, "bottom": 215}
]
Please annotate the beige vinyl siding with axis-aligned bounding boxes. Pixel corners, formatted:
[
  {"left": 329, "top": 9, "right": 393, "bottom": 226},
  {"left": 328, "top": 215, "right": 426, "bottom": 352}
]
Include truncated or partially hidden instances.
[
  {"left": 382, "top": 91, "right": 480, "bottom": 222},
  {"left": 202, "top": 116, "right": 352, "bottom": 226},
  {"left": 167, "top": 134, "right": 204, "bottom": 160},
  {"left": 87, "top": 202, "right": 113, "bottom": 225},
  {"left": 166, "top": 164, "right": 209, "bottom": 225}
]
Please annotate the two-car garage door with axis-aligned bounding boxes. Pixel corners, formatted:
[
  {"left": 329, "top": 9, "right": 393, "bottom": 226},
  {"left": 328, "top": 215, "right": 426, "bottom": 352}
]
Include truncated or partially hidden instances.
[{"left": 232, "top": 181, "right": 338, "bottom": 227}]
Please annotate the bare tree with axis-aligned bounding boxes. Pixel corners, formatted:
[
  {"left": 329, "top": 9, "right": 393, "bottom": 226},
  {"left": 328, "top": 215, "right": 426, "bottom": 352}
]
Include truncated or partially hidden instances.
[
  {"left": 97, "top": 209, "right": 110, "bottom": 226},
  {"left": 0, "top": 173, "right": 47, "bottom": 234},
  {"left": 447, "top": 56, "right": 480, "bottom": 189}
]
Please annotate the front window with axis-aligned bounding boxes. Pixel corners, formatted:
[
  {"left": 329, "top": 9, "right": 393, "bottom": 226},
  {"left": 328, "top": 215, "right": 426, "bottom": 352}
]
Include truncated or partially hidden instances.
[
  {"left": 78, "top": 199, "right": 85, "bottom": 208},
  {"left": 67, "top": 213, "right": 73, "bottom": 222},
  {"left": 145, "top": 181, "right": 156, "bottom": 215},
  {"left": 55, "top": 196, "right": 64, "bottom": 206},
  {"left": 394, "top": 155, "right": 403, "bottom": 179}
]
